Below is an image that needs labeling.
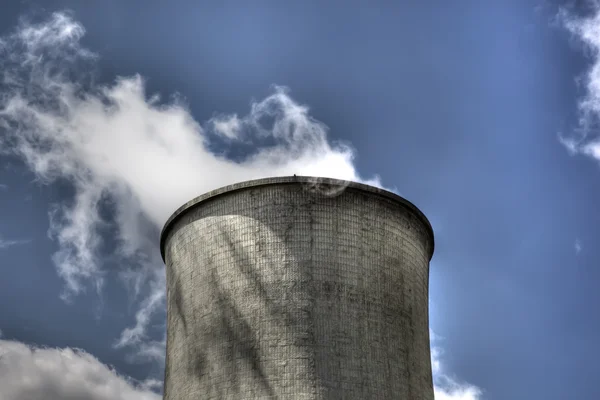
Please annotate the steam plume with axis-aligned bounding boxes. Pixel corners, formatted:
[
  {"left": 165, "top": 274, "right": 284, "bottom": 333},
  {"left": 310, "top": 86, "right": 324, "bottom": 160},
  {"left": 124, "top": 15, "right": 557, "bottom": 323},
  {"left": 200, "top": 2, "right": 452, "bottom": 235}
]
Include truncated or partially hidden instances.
[{"left": 0, "top": 11, "right": 379, "bottom": 359}]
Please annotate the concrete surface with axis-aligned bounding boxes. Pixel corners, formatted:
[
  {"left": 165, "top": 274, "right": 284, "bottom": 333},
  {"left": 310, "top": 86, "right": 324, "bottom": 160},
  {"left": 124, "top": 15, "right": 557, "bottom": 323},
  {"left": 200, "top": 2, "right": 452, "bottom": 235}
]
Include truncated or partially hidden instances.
[{"left": 161, "top": 176, "right": 435, "bottom": 399}]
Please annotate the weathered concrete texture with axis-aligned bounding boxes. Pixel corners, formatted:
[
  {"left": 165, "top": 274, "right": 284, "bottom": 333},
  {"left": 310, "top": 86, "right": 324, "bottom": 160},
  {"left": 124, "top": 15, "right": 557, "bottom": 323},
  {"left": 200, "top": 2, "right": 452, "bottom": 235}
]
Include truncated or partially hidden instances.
[{"left": 161, "top": 176, "right": 435, "bottom": 400}]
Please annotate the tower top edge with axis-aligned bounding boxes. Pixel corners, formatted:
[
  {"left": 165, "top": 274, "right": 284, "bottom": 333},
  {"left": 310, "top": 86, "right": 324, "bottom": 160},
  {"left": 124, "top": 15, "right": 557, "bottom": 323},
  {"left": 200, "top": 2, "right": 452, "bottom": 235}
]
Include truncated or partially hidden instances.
[{"left": 159, "top": 176, "right": 434, "bottom": 262}]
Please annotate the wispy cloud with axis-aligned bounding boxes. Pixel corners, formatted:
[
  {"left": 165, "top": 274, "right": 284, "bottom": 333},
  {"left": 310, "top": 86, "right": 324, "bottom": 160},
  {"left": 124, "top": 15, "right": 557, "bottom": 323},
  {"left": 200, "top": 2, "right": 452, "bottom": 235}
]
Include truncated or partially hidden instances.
[
  {"left": 0, "top": 12, "right": 380, "bottom": 361},
  {"left": 0, "top": 183, "right": 7, "bottom": 190},
  {"left": 575, "top": 238, "right": 583, "bottom": 255},
  {"left": 0, "top": 236, "right": 29, "bottom": 249},
  {"left": 431, "top": 331, "right": 483, "bottom": 400},
  {"left": 559, "top": 5, "right": 600, "bottom": 160},
  {"left": 210, "top": 113, "right": 242, "bottom": 140},
  {"left": 0, "top": 339, "right": 161, "bottom": 400}
]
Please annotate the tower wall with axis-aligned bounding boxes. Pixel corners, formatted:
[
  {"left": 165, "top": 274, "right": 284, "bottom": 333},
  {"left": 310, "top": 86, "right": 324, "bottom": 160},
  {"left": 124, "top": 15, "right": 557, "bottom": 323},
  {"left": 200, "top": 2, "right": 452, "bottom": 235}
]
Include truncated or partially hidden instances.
[{"left": 161, "top": 176, "right": 435, "bottom": 399}]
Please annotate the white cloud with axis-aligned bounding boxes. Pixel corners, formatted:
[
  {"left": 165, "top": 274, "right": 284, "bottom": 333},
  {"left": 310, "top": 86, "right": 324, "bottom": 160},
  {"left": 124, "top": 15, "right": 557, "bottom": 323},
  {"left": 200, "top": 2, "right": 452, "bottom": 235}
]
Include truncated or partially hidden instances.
[
  {"left": 431, "top": 331, "right": 483, "bottom": 400},
  {"left": 559, "top": 6, "right": 600, "bottom": 160},
  {"left": 0, "top": 12, "right": 380, "bottom": 360},
  {"left": 0, "top": 183, "right": 7, "bottom": 190},
  {"left": 0, "top": 339, "right": 160, "bottom": 400},
  {"left": 575, "top": 238, "right": 583, "bottom": 254}
]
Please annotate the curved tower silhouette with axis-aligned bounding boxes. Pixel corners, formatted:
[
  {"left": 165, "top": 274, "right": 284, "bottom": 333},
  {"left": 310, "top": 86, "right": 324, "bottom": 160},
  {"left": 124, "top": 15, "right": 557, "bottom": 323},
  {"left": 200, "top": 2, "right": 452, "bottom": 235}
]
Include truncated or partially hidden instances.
[{"left": 160, "top": 176, "right": 435, "bottom": 399}]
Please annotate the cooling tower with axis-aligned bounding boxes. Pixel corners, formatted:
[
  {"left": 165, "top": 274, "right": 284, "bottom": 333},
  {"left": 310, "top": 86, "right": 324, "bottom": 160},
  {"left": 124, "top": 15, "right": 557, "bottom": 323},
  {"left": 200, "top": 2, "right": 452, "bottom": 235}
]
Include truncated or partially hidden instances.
[{"left": 160, "top": 176, "right": 435, "bottom": 400}]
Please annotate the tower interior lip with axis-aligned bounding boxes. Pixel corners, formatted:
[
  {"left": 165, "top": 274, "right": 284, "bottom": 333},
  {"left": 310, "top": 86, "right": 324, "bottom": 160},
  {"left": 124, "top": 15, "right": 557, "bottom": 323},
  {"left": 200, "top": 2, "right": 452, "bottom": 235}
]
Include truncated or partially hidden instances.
[{"left": 159, "top": 175, "right": 435, "bottom": 262}]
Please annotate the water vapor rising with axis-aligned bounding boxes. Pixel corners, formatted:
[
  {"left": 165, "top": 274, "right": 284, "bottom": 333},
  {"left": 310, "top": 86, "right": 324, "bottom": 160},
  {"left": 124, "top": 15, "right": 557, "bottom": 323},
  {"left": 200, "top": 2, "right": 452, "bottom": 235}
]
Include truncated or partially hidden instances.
[{"left": 0, "top": 12, "right": 380, "bottom": 360}]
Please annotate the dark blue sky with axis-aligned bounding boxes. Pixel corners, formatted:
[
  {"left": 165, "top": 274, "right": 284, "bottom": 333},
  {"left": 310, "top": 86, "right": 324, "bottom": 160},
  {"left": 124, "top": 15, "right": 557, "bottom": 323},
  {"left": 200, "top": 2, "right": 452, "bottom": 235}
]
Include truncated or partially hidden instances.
[{"left": 0, "top": 1, "right": 598, "bottom": 399}]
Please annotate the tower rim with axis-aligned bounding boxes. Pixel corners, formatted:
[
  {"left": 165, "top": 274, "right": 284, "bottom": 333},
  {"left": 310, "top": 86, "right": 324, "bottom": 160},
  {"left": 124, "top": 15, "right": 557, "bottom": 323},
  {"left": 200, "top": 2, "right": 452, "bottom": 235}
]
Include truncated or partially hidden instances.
[{"left": 159, "top": 175, "right": 435, "bottom": 262}]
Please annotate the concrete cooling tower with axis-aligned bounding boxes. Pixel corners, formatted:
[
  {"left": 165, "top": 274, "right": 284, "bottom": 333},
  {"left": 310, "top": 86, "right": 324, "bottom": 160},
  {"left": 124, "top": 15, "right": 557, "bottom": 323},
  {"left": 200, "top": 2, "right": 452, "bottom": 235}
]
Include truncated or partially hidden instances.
[{"left": 160, "top": 176, "right": 435, "bottom": 400}]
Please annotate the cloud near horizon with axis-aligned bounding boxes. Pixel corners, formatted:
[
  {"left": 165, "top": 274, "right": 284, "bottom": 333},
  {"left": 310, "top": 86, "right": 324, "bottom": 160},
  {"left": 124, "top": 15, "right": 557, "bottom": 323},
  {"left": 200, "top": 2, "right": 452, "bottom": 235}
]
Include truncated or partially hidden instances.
[
  {"left": 0, "top": 339, "right": 161, "bottom": 400},
  {"left": 0, "top": 11, "right": 481, "bottom": 399}
]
